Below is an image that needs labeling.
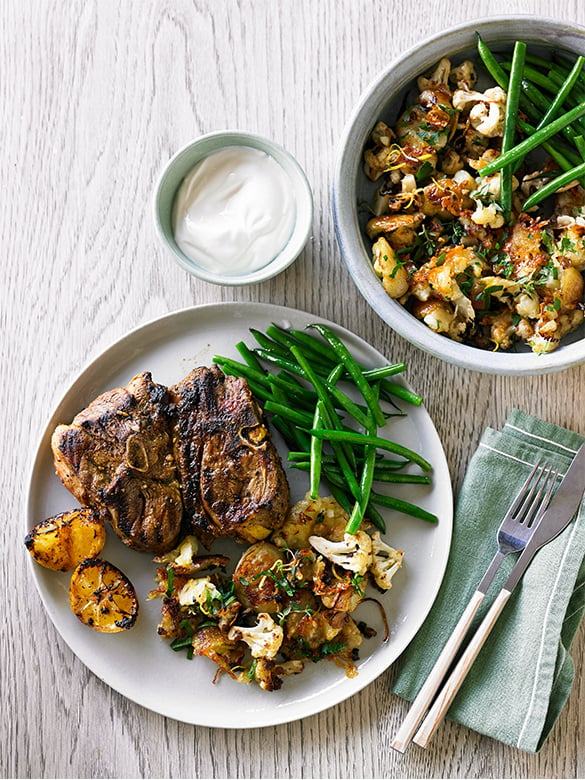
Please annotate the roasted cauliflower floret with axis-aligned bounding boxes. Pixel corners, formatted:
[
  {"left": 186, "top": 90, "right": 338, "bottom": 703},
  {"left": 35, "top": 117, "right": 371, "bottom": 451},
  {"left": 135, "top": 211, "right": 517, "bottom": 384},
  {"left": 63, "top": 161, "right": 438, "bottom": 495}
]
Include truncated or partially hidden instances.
[
  {"left": 452, "top": 86, "right": 507, "bottom": 137},
  {"left": 449, "top": 60, "right": 477, "bottom": 90},
  {"left": 155, "top": 535, "right": 199, "bottom": 568},
  {"left": 247, "top": 658, "right": 304, "bottom": 691},
  {"left": 411, "top": 299, "right": 468, "bottom": 341},
  {"left": 228, "top": 613, "right": 284, "bottom": 660},
  {"left": 178, "top": 576, "right": 222, "bottom": 609},
  {"left": 369, "top": 532, "right": 404, "bottom": 590},
  {"left": 411, "top": 246, "right": 486, "bottom": 321},
  {"left": 309, "top": 531, "right": 372, "bottom": 576},
  {"left": 417, "top": 57, "right": 452, "bottom": 92},
  {"left": 372, "top": 237, "right": 409, "bottom": 299}
]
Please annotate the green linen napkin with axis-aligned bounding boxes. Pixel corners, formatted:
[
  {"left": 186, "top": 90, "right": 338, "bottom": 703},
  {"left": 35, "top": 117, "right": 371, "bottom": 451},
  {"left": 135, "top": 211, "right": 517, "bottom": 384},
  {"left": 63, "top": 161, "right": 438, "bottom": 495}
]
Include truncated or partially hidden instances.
[{"left": 392, "top": 409, "right": 585, "bottom": 752}]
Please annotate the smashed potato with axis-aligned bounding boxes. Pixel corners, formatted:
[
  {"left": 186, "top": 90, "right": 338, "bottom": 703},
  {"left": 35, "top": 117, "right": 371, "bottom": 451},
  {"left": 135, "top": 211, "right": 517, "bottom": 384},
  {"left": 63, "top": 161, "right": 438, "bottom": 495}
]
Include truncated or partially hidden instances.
[
  {"left": 25, "top": 508, "right": 106, "bottom": 571},
  {"left": 69, "top": 557, "right": 139, "bottom": 633}
]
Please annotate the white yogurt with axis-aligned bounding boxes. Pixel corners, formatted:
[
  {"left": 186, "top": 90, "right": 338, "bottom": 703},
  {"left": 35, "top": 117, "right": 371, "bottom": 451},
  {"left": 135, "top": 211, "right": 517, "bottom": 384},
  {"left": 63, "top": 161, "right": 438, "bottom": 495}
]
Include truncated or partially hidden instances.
[{"left": 172, "top": 146, "right": 296, "bottom": 277}]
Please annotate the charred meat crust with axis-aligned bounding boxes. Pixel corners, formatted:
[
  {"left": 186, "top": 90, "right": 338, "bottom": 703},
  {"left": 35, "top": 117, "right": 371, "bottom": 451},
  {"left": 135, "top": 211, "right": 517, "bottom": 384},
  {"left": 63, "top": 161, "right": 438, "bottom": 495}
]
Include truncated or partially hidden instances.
[
  {"left": 51, "top": 367, "right": 290, "bottom": 553},
  {"left": 169, "top": 366, "right": 290, "bottom": 545},
  {"left": 51, "top": 372, "right": 183, "bottom": 554}
]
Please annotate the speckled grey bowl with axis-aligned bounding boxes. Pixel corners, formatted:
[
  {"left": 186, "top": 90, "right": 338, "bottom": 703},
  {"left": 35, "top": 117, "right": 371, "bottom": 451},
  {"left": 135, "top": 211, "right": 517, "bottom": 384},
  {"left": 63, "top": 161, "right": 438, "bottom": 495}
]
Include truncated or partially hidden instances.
[{"left": 332, "top": 16, "right": 585, "bottom": 375}]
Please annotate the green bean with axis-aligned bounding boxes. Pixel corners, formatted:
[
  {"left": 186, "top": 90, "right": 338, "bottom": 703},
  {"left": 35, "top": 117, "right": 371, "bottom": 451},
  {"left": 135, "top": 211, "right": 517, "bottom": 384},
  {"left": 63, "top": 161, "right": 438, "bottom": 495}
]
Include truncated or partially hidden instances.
[
  {"left": 523, "top": 160, "right": 585, "bottom": 209},
  {"left": 538, "top": 56, "right": 585, "bottom": 128},
  {"left": 520, "top": 80, "right": 585, "bottom": 148},
  {"left": 213, "top": 355, "right": 271, "bottom": 388},
  {"left": 267, "top": 324, "right": 337, "bottom": 367},
  {"left": 369, "top": 492, "right": 438, "bottom": 524},
  {"left": 266, "top": 373, "right": 316, "bottom": 405},
  {"left": 236, "top": 341, "right": 266, "bottom": 373},
  {"left": 271, "top": 414, "right": 311, "bottom": 453},
  {"left": 346, "top": 395, "right": 378, "bottom": 534},
  {"left": 501, "top": 60, "right": 559, "bottom": 93},
  {"left": 500, "top": 41, "right": 525, "bottom": 217},
  {"left": 253, "top": 348, "right": 323, "bottom": 380},
  {"left": 264, "top": 400, "right": 314, "bottom": 428},
  {"left": 308, "top": 324, "right": 386, "bottom": 427},
  {"left": 525, "top": 52, "right": 558, "bottom": 70},
  {"left": 575, "top": 134, "right": 585, "bottom": 162},
  {"left": 291, "top": 461, "right": 430, "bottom": 483},
  {"left": 249, "top": 328, "right": 290, "bottom": 357},
  {"left": 476, "top": 34, "right": 508, "bottom": 89},
  {"left": 245, "top": 378, "right": 275, "bottom": 404},
  {"left": 310, "top": 400, "right": 325, "bottom": 500},
  {"left": 364, "top": 503, "right": 386, "bottom": 533},
  {"left": 479, "top": 102, "right": 585, "bottom": 177},
  {"left": 361, "top": 363, "right": 406, "bottom": 379},
  {"left": 517, "top": 119, "right": 580, "bottom": 170},
  {"left": 307, "top": 428, "right": 432, "bottom": 472},
  {"left": 290, "top": 345, "right": 361, "bottom": 496}
]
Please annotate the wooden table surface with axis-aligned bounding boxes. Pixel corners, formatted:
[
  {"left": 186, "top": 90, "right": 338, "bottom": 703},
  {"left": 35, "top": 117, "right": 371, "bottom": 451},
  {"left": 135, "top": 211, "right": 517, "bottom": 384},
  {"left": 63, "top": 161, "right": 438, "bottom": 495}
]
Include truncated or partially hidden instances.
[{"left": 3, "top": 0, "right": 585, "bottom": 777}]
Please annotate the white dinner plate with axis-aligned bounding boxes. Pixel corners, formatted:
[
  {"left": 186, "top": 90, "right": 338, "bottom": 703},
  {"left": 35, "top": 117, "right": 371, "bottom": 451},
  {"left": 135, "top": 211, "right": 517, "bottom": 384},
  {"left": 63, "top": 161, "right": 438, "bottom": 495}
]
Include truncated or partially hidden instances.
[{"left": 26, "top": 302, "right": 452, "bottom": 728}]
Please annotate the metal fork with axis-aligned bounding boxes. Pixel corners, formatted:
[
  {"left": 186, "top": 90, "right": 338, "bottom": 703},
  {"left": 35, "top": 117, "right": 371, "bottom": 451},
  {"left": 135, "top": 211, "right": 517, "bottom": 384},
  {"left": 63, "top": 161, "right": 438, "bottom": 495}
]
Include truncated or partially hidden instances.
[{"left": 391, "top": 461, "right": 558, "bottom": 753}]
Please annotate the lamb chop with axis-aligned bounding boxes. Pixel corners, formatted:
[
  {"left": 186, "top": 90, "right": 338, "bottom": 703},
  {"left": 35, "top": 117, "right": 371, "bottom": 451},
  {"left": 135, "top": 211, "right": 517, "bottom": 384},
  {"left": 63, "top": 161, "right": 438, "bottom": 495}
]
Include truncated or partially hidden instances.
[
  {"left": 51, "top": 372, "right": 183, "bottom": 554},
  {"left": 170, "top": 366, "right": 290, "bottom": 546},
  {"left": 51, "top": 365, "right": 290, "bottom": 554}
]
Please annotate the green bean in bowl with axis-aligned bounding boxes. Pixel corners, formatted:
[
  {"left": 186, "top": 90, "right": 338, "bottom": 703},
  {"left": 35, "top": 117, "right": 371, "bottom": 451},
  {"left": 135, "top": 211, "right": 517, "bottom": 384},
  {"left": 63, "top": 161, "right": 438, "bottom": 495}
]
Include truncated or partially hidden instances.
[
  {"left": 362, "top": 35, "right": 585, "bottom": 356},
  {"left": 333, "top": 18, "right": 585, "bottom": 375}
]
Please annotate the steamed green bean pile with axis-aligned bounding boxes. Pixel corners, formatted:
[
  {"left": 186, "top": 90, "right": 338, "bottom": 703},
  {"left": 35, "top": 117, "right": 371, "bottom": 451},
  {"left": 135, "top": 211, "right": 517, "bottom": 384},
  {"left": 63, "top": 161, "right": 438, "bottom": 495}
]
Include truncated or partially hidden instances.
[{"left": 214, "top": 323, "right": 436, "bottom": 535}]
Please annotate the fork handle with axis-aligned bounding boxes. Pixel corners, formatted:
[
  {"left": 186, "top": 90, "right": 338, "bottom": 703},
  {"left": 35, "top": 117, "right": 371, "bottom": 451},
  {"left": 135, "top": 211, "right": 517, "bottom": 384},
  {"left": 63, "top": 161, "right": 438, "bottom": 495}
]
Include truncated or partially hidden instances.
[
  {"left": 390, "top": 590, "right": 485, "bottom": 753},
  {"left": 412, "top": 588, "right": 513, "bottom": 748}
]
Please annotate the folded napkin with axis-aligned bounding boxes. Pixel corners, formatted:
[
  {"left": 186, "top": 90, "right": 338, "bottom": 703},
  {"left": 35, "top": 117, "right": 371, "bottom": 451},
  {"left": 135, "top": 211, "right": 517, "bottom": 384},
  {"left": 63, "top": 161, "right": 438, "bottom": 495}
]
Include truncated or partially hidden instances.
[{"left": 392, "top": 410, "right": 585, "bottom": 752}]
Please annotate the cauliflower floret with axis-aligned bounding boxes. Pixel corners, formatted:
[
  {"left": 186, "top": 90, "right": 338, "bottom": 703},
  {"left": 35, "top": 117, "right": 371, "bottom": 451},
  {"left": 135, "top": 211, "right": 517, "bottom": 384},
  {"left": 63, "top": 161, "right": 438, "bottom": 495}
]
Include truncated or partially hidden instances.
[
  {"left": 241, "top": 658, "right": 305, "bottom": 692},
  {"left": 309, "top": 531, "right": 373, "bottom": 576},
  {"left": 515, "top": 291, "right": 540, "bottom": 320},
  {"left": 372, "top": 236, "right": 409, "bottom": 299},
  {"left": 449, "top": 60, "right": 477, "bottom": 90},
  {"left": 411, "top": 299, "right": 468, "bottom": 341},
  {"left": 178, "top": 576, "right": 221, "bottom": 608},
  {"left": 471, "top": 201, "right": 505, "bottom": 229},
  {"left": 228, "top": 613, "right": 284, "bottom": 659},
  {"left": 417, "top": 57, "right": 451, "bottom": 91},
  {"left": 370, "top": 532, "right": 404, "bottom": 590},
  {"left": 155, "top": 535, "right": 199, "bottom": 568},
  {"left": 453, "top": 87, "right": 507, "bottom": 137}
]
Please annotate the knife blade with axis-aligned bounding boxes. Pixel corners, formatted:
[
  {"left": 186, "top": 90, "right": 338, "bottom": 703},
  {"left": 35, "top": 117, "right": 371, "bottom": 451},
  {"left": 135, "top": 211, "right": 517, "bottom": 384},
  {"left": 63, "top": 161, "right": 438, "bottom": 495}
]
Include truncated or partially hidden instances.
[
  {"left": 412, "top": 442, "right": 585, "bottom": 749},
  {"left": 505, "top": 442, "right": 585, "bottom": 592}
]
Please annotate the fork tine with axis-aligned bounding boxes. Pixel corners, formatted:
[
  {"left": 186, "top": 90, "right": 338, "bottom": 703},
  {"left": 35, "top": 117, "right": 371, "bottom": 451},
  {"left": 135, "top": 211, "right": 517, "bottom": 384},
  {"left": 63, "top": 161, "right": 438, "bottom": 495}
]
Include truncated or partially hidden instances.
[
  {"left": 517, "top": 466, "right": 557, "bottom": 525},
  {"left": 525, "top": 468, "right": 558, "bottom": 527},
  {"left": 513, "top": 463, "right": 547, "bottom": 522},
  {"left": 506, "top": 459, "right": 542, "bottom": 516}
]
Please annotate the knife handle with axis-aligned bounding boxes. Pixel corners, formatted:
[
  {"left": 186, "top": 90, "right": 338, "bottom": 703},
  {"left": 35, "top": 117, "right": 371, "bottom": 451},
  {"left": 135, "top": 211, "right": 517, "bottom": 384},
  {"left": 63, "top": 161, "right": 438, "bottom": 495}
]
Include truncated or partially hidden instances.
[
  {"left": 390, "top": 590, "right": 485, "bottom": 753},
  {"left": 412, "top": 587, "right": 512, "bottom": 748}
]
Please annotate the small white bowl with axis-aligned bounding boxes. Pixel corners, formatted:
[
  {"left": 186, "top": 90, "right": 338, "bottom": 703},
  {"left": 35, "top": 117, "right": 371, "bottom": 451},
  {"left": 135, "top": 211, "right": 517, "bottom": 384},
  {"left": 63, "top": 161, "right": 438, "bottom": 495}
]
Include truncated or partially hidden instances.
[
  {"left": 154, "top": 131, "right": 313, "bottom": 286},
  {"left": 332, "top": 16, "right": 585, "bottom": 375}
]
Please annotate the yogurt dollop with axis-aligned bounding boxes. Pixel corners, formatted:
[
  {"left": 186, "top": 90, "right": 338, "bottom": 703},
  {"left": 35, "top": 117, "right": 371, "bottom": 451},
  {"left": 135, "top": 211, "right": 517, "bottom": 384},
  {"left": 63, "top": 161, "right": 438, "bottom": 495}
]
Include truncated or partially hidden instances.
[{"left": 172, "top": 146, "right": 296, "bottom": 277}]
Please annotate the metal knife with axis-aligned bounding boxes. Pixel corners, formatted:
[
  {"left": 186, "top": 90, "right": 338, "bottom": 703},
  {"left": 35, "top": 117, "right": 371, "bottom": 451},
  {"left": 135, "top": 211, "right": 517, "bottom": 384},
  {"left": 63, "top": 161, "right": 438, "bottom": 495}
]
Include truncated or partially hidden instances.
[{"left": 412, "top": 442, "right": 585, "bottom": 748}]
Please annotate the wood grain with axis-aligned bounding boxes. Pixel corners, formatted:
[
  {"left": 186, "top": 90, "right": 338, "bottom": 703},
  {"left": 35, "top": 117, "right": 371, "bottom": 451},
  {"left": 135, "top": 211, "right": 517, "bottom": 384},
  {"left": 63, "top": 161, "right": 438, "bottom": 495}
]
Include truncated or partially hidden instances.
[{"left": 2, "top": 0, "right": 584, "bottom": 777}]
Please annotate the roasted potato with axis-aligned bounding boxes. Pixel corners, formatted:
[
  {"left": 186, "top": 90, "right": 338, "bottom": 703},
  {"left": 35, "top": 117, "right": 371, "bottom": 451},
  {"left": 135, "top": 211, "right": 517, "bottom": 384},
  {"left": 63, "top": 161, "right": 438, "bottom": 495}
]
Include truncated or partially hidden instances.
[
  {"left": 25, "top": 508, "right": 106, "bottom": 571},
  {"left": 69, "top": 557, "right": 139, "bottom": 633}
]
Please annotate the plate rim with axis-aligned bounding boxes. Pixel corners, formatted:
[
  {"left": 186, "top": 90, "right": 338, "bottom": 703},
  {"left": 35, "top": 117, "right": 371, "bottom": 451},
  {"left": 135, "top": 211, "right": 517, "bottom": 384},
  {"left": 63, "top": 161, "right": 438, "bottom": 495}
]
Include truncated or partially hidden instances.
[{"left": 25, "top": 301, "right": 453, "bottom": 728}]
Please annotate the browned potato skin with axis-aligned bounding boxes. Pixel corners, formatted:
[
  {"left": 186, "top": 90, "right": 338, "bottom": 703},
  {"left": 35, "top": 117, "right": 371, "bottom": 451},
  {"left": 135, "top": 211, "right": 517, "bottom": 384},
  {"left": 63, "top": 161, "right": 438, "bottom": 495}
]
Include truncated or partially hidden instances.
[
  {"left": 25, "top": 508, "right": 107, "bottom": 571},
  {"left": 233, "top": 542, "right": 285, "bottom": 614}
]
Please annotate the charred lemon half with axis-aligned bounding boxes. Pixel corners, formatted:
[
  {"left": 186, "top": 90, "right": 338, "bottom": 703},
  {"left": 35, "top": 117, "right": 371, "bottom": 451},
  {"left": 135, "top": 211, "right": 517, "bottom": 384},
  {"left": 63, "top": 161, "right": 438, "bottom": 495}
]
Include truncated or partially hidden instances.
[
  {"left": 25, "top": 508, "right": 107, "bottom": 572},
  {"left": 69, "top": 558, "right": 139, "bottom": 633}
]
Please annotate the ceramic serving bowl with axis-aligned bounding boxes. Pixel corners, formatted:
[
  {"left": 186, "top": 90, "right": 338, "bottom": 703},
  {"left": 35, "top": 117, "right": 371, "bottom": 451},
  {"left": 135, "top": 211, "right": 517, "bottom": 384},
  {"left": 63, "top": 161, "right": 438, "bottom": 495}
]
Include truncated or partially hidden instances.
[
  {"left": 332, "top": 16, "right": 585, "bottom": 375},
  {"left": 154, "top": 130, "right": 313, "bottom": 286}
]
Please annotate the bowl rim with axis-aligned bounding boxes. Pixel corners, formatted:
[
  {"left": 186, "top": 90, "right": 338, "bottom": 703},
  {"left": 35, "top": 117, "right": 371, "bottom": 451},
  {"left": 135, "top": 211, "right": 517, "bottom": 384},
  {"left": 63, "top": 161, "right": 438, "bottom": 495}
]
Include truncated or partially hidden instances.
[
  {"left": 153, "top": 130, "right": 313, "bottom": 286},
  {"left": 332, "top": 15, "right": 585, "bottom": 375}
]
